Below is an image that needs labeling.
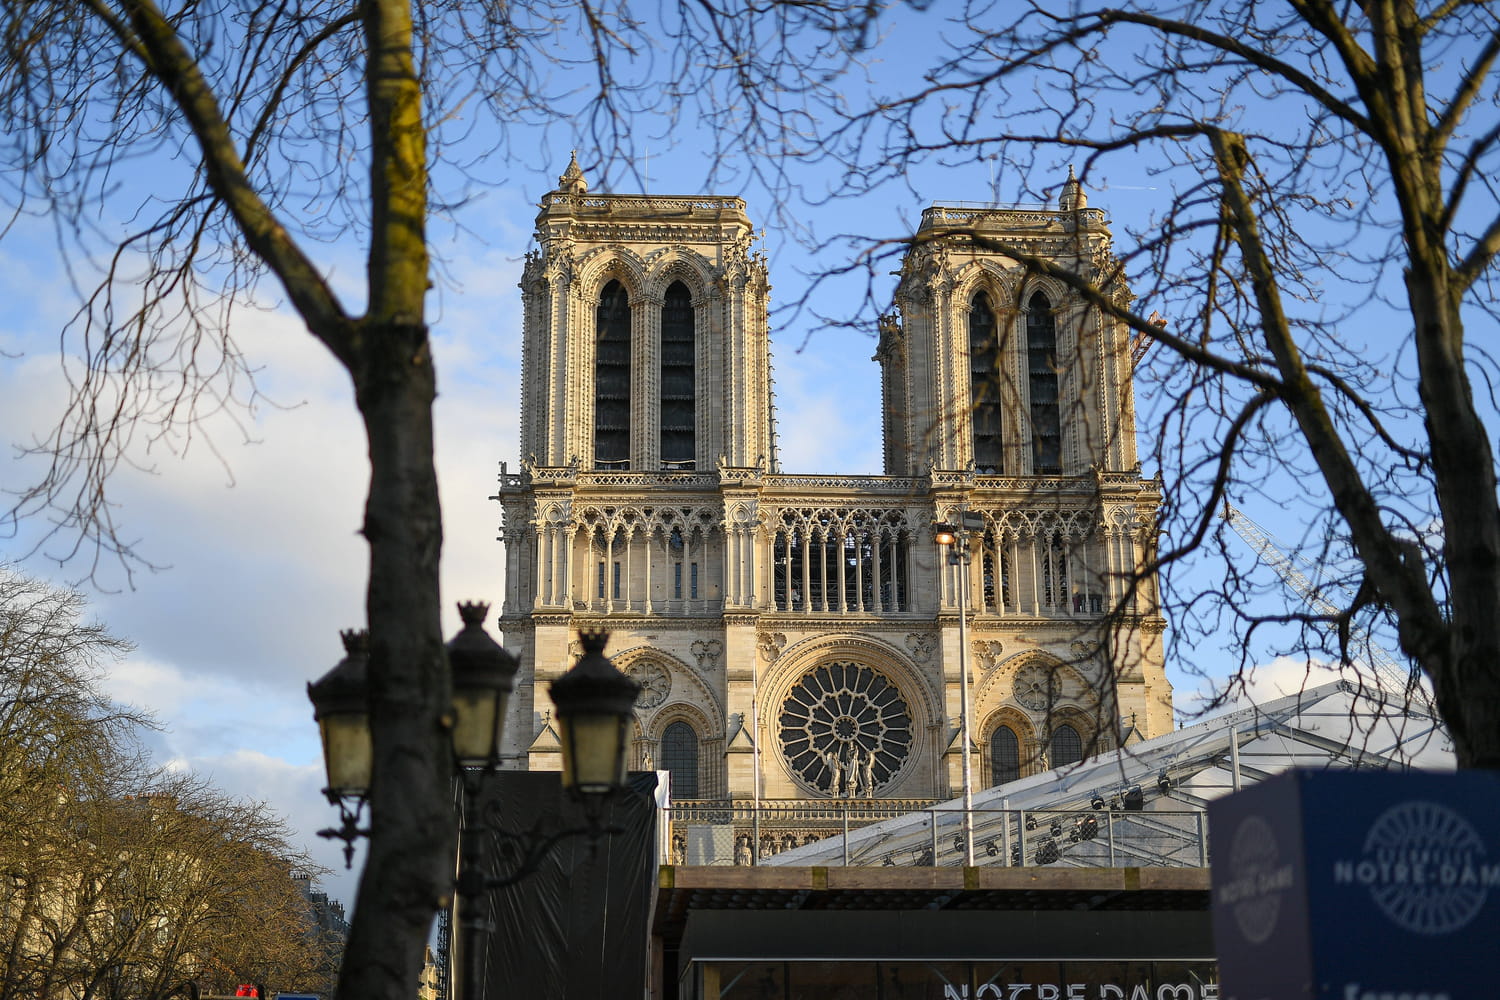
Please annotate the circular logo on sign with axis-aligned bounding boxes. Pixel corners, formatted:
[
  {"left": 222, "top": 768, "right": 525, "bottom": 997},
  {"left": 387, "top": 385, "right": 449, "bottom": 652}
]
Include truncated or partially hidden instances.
[
  {"left": 1358, "top": 800, "right": 1487, "bottom": 936},
  {"left": 1227, "top": 815, "right": 1285, "bottom": 944}
]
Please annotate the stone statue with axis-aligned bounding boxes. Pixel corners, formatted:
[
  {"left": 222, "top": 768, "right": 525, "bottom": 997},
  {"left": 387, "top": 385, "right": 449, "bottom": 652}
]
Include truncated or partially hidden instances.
[
  {"left": 821, "top": 747, "right": 845, "bottom": 796},
  {"left": 859, "top": 749, "right": 877, "bottom": 797}
]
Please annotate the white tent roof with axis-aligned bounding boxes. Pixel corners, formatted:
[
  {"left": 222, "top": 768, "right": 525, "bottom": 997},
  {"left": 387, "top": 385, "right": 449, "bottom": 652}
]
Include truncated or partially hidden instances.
[{"left": 764, "top": 680, "right": 1452, "bottom": 869}]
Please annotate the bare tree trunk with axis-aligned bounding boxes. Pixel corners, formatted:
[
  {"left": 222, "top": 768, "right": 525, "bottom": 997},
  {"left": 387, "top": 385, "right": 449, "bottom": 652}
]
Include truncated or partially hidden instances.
[
  {"left": 334, "top": 1, "right": 451, "bottom": 997},
  {"left": 1404, "top": 252, "right": 1500, "bottom": 768},
  {"left": 340, "top": 336, "right": 453, "bottom": 1000}
]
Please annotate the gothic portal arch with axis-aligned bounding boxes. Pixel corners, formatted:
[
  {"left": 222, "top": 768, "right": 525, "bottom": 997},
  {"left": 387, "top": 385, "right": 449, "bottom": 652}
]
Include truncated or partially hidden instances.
[
  {"left": 983, "top": 650, "right": 1095, "bottom": 717},
  {"left": 1048, "top": 703, "right": 1109, "bottom": 760},
  {"left": 612, "top": 645, "right": 724, "bottom": 733}
]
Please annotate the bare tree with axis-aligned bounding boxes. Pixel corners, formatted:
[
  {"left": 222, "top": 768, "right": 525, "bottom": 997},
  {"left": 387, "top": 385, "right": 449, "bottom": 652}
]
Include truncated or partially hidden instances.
[
  {"left": 0, "top": 2, "right": 882, "bottom": 997},
  {"left": 1, "top": 568, "right": 139, "bottom": 1000},
  {"left": 6, "top": 779, "right": 332, "bottom": 1000},
  {"left": 788, "top": 1, "right": 1500, "bottom": 767},
  {"left": 0, "top": 570, "right": 332, "bottom": 1000}
]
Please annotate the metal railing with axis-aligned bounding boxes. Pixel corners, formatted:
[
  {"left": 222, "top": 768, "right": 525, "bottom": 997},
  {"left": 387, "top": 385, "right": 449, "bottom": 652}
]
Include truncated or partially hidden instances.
[{"left": 662, "top": 800, "right": 1208, "bottom": 870}]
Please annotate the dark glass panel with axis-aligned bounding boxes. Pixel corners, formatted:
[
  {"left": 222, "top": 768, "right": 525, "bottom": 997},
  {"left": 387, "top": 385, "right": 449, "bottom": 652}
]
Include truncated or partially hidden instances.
[
  {"left": 990, "top": 726, "right": 1020, "bottom": 785},
  {"left": 1051, "top": 724, "right": 1083, "bottom": 767},
  {"left": 969, "top": 292, "right": 1003, "bottom": 473}
]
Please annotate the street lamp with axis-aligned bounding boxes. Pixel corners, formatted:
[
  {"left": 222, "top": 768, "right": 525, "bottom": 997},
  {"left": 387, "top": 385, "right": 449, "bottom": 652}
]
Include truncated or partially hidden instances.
[
  {"left": 934, "top": 509, "right": 984, "bottom": 867},
  {"left": 307, "top": 630, "right": 372, "bottom": 866},
  {"left": 447, "top": 602, "right": 520, "bottom": 770},
  {"left": 309, "top": 612, "right": 640, "bottom": 999},
  {"left": 549, "top": 630, "right": 640, "bottom": 797},
  {"left": 306, "top": 607, "right": 522, "bottom": 867}
]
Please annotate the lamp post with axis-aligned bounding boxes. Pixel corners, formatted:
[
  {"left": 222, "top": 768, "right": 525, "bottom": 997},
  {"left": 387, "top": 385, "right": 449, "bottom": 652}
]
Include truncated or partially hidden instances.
[
  {"left": 445, "top": 603, "right": 520, "bottom": 1000},
  {"left": 308, "top": 611, "right": 638, "bottom": 1000},
  {"left": 306, "top": 630, "right": 372, "bottom": 867},
  {"left": 934, "top": 510, "right": 984, "bottom": 867}
]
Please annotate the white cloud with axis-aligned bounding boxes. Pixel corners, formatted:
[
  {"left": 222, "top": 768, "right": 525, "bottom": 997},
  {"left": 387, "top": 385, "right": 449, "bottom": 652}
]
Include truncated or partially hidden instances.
[
  {"left": 772, "top": 341, "right": 884, "bottom": 475},
  {"left": 0, "top": 214, "right": 538, "bottom": 916}
]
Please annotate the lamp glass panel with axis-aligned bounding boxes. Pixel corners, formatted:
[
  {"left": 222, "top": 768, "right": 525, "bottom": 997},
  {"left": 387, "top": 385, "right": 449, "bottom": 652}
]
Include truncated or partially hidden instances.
[
  {"left": 451, "top": 689, "right": 508, "bottom": 767},
  {"left": 559, "top": 712, "right": 628, "bottom": 792},
  {"left": 319, "top": 713, "right": 372, "bottom": 797}
]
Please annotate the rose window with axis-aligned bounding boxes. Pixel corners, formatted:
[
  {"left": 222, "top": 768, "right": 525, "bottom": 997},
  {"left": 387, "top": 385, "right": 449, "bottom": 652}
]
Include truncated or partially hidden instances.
[{"left": 778, "top": 661, "right": 913, "bottom": 796}]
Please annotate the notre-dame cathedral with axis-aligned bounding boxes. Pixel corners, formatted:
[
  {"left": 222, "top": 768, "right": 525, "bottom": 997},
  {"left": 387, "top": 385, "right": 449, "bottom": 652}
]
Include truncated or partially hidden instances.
[{"left": 495, "top": 157, "right": 1173, "bottom": 836}]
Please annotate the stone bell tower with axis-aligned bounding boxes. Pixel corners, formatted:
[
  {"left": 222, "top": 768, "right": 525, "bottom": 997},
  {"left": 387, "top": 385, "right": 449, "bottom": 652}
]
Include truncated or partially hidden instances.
[{"left": 495, "top": 162, "right": 1172, "bottom": 862}]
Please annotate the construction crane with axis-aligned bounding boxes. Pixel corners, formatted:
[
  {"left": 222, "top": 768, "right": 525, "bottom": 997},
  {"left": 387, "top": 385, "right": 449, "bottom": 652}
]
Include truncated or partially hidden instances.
[
  {"left": 1221, "top": 502, "right": 1418, "bottom": 695},
  {"left": 1130, "top": 311, "right": 1169, "bottom": 370}
]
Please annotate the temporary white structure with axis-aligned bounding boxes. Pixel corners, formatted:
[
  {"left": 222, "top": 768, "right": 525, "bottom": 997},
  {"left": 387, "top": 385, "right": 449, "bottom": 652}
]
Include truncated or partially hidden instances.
[{"left": 764, "top": 680, "right": 1451, "bottom": 869}]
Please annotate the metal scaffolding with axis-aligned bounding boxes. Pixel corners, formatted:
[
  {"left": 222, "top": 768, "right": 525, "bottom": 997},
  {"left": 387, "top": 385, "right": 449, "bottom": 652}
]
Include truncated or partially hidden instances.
[{"left": 763, "top": 680, "right": 1450, "bottom": 869}]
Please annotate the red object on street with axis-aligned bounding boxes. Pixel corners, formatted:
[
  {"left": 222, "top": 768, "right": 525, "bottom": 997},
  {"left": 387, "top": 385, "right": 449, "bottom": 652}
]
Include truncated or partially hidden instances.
[{"left": 235, "top": 987, "right": 258, "bottom": 997}]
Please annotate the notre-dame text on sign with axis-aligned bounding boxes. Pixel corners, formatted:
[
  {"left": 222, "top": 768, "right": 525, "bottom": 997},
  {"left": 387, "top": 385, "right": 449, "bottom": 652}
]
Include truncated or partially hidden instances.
[{"left": 1209, "top": 770, "right": 1500, "bottom": 1000}]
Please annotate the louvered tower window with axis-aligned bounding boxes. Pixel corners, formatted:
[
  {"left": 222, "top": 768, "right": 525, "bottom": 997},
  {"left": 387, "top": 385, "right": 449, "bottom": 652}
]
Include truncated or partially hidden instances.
[
  {"left": 990, "top": 726, "right": 1020, "bottom": 785},
  {"left": 1027, "top": 292, "right": 1061, "bottom": 473},
  {"left": 660, "top": 281, "right": 696, "bottom": 468},
  {"left": 595, "top": 280, "right": 631, "bottom": 469},
  {"left": 661, "top": 721, "right": 699, "bottom": 798},
  {"left": 969, "top": 292, "right": 1003, "bottom": 473}
]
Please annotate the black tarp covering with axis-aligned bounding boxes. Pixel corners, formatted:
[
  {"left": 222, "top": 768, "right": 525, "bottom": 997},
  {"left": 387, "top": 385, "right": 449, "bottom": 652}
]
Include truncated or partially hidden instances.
[{"left": 472, "top": 771, "right": 658, "bottom": 1000}]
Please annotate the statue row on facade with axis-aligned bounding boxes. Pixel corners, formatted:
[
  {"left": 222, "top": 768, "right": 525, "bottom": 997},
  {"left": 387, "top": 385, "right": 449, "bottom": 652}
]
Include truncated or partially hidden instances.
[{"left": 820, "top": 745, "right": 878, "bottom": 798}]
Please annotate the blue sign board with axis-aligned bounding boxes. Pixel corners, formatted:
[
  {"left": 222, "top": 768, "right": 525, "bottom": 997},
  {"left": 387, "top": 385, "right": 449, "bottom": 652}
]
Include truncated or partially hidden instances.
[{"left": 1209, "top": 770, "right": 1500, "bottom": 1000}]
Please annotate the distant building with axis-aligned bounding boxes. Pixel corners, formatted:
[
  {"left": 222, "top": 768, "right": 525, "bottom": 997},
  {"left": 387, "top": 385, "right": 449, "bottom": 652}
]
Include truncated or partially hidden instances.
[
  {"left": 417, "top": 945, "right": 443, "bottom": 1000},
  {"left": 292, "top": 870, "right": 346, "bottom": 994},
  {"left": 292, "top": 870, "right": 348, "bottom": 939},
  {"left": 497, "top": 160, "right": 1174, "bottom": 857}
]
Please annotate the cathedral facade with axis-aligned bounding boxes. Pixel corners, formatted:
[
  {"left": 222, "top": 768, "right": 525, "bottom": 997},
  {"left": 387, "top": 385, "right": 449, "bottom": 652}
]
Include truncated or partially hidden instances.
[{"left": 495, "top": 159, "right": 1173, "bottom": 830}]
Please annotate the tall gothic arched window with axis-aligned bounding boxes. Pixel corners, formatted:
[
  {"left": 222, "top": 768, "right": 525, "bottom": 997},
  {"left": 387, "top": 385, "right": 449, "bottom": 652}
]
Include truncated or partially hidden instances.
[
  {"left": 1026, "top": 292, "right": 1061, "bottom": 473},
  {"left": 661, "top": 720, "right": 699, "bottom": 798},
  {"left": 595, "top": 280, "right": 631, "bottom": 468},
  {"left": 660, "top": 281, "right": 696, "bottom": 468},
  {"left": 990, "top": 726, "right": 1020, "bottom": 786},
  {"left": 1050, "top": 724, "right": 1083, "bottom": 768},
  {"left": 969, "top": 291, "right": 1003, "bottom": 472}
]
